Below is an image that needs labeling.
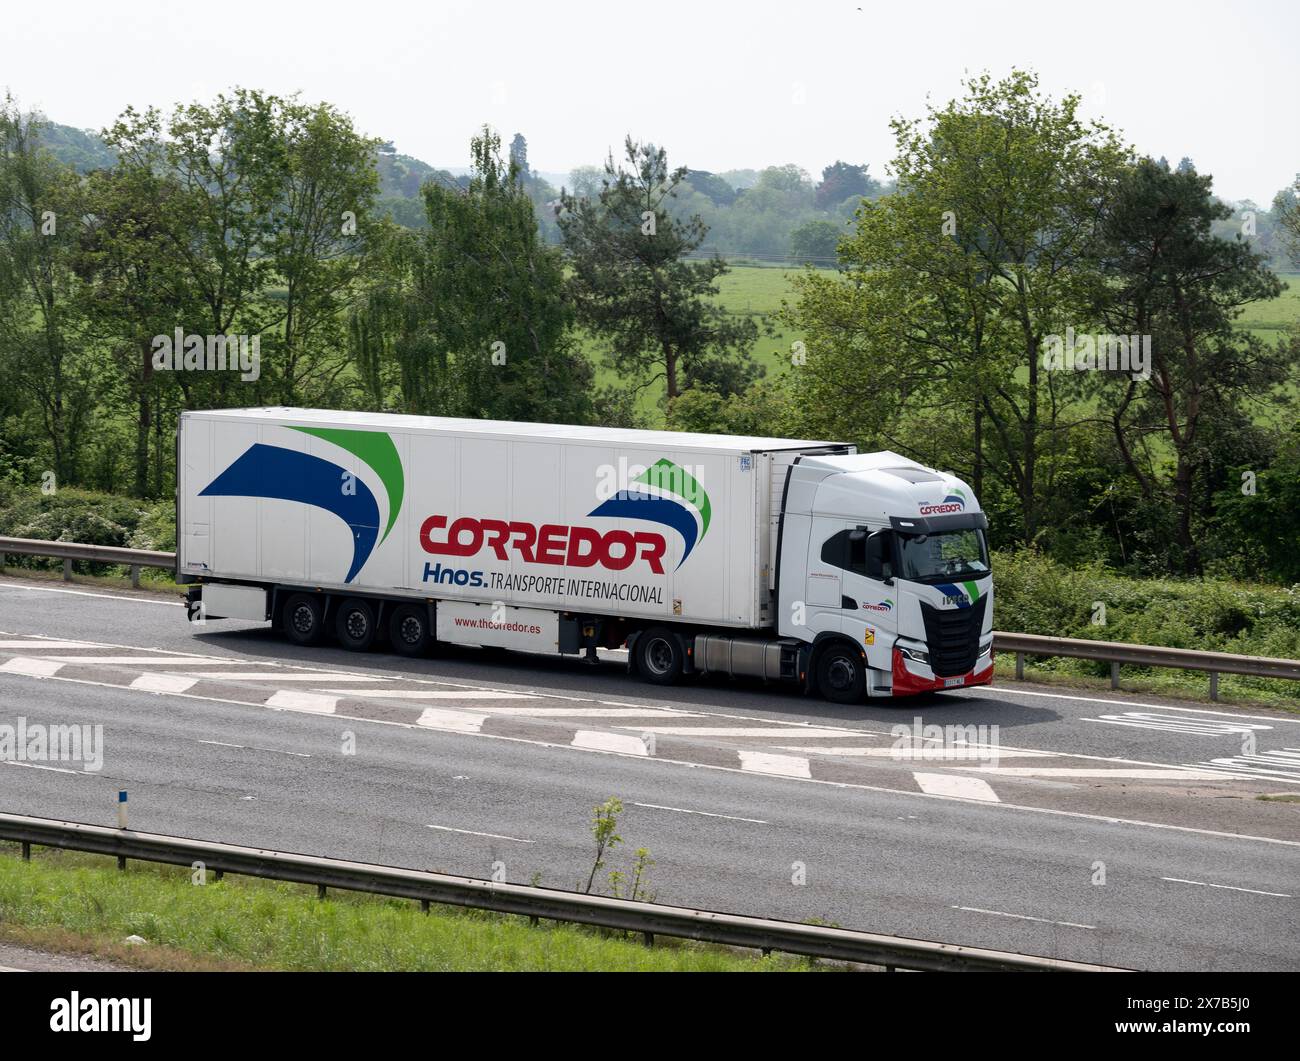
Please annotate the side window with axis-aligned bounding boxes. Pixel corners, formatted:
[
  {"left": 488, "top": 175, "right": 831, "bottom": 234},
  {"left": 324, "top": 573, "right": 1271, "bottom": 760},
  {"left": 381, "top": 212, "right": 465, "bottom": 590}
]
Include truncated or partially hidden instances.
[{"left": 820, "top": 530, "right": 870, "bottom": 577}]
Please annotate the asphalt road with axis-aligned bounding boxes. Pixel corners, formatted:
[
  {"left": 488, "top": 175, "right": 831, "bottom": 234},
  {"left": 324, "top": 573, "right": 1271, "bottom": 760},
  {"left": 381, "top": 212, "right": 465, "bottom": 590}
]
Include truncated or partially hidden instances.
[{"left": 0, "top": 575, "right": 1297, "bottom": 971}]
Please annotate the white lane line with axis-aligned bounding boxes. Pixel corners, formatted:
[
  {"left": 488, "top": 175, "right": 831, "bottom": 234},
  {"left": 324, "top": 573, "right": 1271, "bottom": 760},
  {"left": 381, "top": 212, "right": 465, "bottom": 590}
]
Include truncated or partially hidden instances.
[
  {"left": 36, "top": 655, "right": 244, "bottom": 665},
  {"left": 778, "top": 746, "right": 1054, "bottom": 759},
  {"left": 427, "top": 825, "right": 534, "bottom": 844},
  {"left": 572, "top": 730, "right": 651, "bottom": 755},
  {"left": 3, "top": 660, "right": 1299, "bottom": 850},
  {"left": 0, "top": 760, "right": 82, "bottom": 775},
  {"left": 738, "top": 751, "right": 810, "bottom": 778},
  {"left": 0, "top": 640, "right": 94, "bottom": 649},
  {"left": 960, "top": 686, "right": 1300, "bottom": 725},
  {"left": 130, "top": 674, "right": 198, "bottom": 694},
  {"left": 186, "top": 672, "right": 383, "bottom": 682},
  {"left": 416, "top": 707, "right": 486, "bottom": 733},
  {"left": 1082, "top": 714, "right": 1271, "bottom": 737},
  {"left": 1160, "top": 877, "right": 1292, "bottom": 898},
  {"left": 0, "top": 658, "right": 64, "bottom": 677},
  {"left": 196, "top": 739, "right": 311, "bottom": 758},
  {"left": 630, "top": 802, "right": 767, "bottom": 824},
  {"left": 457, "top": 706, "right": 691, "bottom": 718},
  {"left": 264, "top": 691, "right": 339, "bottom": 714},
  {"left": 914, "top": 773, "right": 1001, "bottom": 802},
  {"left": 952, "top": 906, "right": 1095, "bottom": 930},
  {"left": 318, "top": 689, "right": 532, "bottom": 700},
  {"left": 963, "top": 767, "right": 1235, "bottom": 780},
  {"left": 626, "top": 726, "right": 858, "bottom": 739},
  {"left": 0, "top": 581, "right": 183, "bottom": 606}
]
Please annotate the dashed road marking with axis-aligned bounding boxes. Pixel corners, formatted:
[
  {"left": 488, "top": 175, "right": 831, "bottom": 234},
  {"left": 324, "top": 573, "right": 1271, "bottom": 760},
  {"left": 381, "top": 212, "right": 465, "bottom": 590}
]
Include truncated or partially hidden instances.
[
  {"left": 0, "top": 640, "right": 93, "bottom": 649},
  {"left": 427, "top": 824, "right": 534, "bottom": 843},
  {"left": 1083, "top": 712, "right": 1272, "bottom": 737},
  {"left": 914, "top": 773, "right": 1001, "bottom": 802},
  {"left": 130, "top": 674, "right": 198, "bottom": 694},
  {"left": 630, "top": 802, "right": 768, "bottom": 824},
  {"left": 964, "top": 767, "right": 1234, "bottom": 781},
  {"left": 264, "top": 690, "right": 340, "bottom": 713},
  {"left": 0, "top": 658, "right": 63, "bottom": 677},
  {"left": 572, "top": 730, "right": 651, "bottom": 755},
  {"left": 1160, "top": 877, "right": 1292, "bottom": 898},
  {"left": 35, "top": 655, "right": 243, "bottom": 666},
  {"left": 318, "top": 688, "right": 532, "bottom": 699},
  {"left": 416, "top": 707, "right": 487, "bottom": 733},
  {"left": 628, "top": 726, "right": 856, "bottom": 739},
  {"left": 739, "top": 751, "right": 810, "bottom": 778},
  {"left": 185, "top": 672, "right": 383, "bottom": 682},
  {"left": 952, "top": 906, "right": 1094, "bottom": 930}
]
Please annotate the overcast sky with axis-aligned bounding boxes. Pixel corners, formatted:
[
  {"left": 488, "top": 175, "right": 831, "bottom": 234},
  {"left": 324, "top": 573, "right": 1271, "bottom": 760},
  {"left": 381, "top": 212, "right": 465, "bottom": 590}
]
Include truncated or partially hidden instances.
[{"left": 8, "top": 0, "right": 1297, "bottom": 203}]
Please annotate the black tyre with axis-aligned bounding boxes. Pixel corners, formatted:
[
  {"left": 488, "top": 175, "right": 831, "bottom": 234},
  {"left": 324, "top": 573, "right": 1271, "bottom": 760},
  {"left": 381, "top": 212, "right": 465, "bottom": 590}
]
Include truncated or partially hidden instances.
[
  {"left": 389, "top": 602, "right": 432, "bottom": 657},
  {"left": 816, "top": 642, "right": 866, "bottom": 704},
  {"left": 335, "top": 597, "right": 378, "bottom": 652},
  {"left": 635, "top": 627, "right": 684, "bottom": 685},
  {"left": 282, "top": 593, "right": 326, "bottom": 646}
]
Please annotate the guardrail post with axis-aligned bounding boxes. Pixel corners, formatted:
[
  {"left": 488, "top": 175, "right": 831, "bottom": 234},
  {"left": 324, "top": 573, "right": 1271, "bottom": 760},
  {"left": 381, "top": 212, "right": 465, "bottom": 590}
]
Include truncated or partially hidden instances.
[
  {"left": 318, "top": 884, "right": 327, "bottom": 900},
  {"left": 21, "top": 841, "right": 30, "bottom": 861},
  {"left": 1209, "top": 671, "right": 1219, "bottom": 702},
  {"left": 0, "top": 551, "right": 6, "bottom": 574},
  {"left": 62, "top": 558, "right": 73, "bottom": 582},
  {"left": 1015, "top": 652, "right": 1024, "bottom": 680},
  {"left": 421, "top": 899, "right": 430, "bottom": 914},
  {"left": 130, "top": 564, "right": 141, "bottom": 589},
  {"left": 1110, "top": 661, "right": 1120, "bottom": 690}
]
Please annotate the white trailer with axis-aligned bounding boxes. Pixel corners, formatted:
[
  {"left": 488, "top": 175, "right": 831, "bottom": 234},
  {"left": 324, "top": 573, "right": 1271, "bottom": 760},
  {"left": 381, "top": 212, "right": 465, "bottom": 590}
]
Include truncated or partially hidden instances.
[{"left": 178, "top": 408, "right": 994, "bottom": 702}]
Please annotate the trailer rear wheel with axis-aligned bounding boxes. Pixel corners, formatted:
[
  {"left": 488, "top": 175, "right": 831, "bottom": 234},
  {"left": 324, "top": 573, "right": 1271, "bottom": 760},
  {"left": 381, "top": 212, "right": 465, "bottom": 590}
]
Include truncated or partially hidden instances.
[
  {"left": 816, "top": 643, "right": 866, "bottom": 704},
  {"left": 283, "top": 593, "right": 326, "bottom": 646},
  {"left": 636, "top": 628, "right": 684, "bottom": 685},
  {"left": 335, "top": 598, "right": 377, "bottom": 651},
  {"left": 389, "top": 603, "right": 432, "bottom": 657}
]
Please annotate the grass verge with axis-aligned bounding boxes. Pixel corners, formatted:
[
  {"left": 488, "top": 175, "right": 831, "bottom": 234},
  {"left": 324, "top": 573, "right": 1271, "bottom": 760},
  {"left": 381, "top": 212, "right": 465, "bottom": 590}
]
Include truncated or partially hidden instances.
[{"left": 0, "top": 845, "right": 815, "bottom": 972}]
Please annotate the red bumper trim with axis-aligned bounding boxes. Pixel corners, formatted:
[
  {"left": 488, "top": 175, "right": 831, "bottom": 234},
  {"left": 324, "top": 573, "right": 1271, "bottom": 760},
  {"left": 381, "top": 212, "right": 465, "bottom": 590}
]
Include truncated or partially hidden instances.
[{"left": 892, "top": 648, "right": 994, "bottom": 696}]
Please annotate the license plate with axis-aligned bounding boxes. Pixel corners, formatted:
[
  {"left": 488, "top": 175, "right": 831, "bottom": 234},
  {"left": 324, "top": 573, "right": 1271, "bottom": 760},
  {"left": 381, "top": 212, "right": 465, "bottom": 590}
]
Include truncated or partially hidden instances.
[{"left": 943, "top": 676, "right": 965, "bottom": 688}]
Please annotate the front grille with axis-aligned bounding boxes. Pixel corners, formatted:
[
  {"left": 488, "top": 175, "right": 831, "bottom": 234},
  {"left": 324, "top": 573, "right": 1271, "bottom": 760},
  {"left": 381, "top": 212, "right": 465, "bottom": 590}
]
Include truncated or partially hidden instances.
[{"left": 919, "top": 596, "right": 987, "bottom": 677}]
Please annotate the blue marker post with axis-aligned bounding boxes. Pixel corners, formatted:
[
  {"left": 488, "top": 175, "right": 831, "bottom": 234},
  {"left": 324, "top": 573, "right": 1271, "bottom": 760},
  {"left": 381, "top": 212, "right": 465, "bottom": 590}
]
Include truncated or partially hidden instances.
[{"left": 116, "top": 791, "right": 128, "bottom": 870}]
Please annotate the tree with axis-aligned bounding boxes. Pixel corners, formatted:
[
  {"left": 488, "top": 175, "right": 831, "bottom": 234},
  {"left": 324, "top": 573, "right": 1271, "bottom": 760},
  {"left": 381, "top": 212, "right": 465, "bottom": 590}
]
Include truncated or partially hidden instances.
[
  {"left": 789, "top": 219, "right": 842, "bottom": 265},
  {"left": 785, "top": 71, "right": 1129, "bottom": 543},
  {"left": 814, "top": 161, "right": 878, "bottom": 210},
  {"left": 355, "top": 128, "right": 593, "bottom": 423},
  {"left": 509, "top": 133, "right": 529, "bottom": 178},
  {"left": 560, "top": 137, "right": 761, "bottom": 402},
  {"left": 0, "top": 100, "right": 101, "bottom": 486},
  {"left": 1093, "top": 158, "right": 1287, "bottom": 571}
]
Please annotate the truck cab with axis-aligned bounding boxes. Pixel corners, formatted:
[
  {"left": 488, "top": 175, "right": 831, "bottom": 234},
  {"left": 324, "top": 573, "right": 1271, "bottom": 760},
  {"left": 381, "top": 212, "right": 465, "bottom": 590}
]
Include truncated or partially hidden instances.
[{"left": 777, "top": 452, "right": 993, "bottom": 702}]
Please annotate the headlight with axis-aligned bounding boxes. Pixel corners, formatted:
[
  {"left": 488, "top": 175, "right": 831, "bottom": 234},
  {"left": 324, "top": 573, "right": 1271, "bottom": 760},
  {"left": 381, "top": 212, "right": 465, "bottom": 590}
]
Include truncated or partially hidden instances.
[
  {"left": 979, "top": 637, "right": 993, "bottom": 656},
  {"left": 897, "top": 644, "right": 929, "bottom": 665}
]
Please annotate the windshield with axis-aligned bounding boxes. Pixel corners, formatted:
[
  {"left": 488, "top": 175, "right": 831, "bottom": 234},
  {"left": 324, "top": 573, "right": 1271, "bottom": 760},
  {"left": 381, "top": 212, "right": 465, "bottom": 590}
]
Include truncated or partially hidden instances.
[{"left": 896, "top": 529, "right": 990, "bottom": 583}]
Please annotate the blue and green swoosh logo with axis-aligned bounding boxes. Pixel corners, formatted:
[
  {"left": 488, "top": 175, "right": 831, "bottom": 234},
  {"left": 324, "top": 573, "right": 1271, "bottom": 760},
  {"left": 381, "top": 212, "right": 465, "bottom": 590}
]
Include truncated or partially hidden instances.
[
  {"left": 587, "top": 458, "right": 711, "bottom": 569},
  {"left": 199, "top": 428, "right": 404, "bottom": 583}
]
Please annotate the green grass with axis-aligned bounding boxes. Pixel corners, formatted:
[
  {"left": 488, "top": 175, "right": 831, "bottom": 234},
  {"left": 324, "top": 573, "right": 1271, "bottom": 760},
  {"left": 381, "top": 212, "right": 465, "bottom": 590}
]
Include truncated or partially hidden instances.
[{"left": 0, "top": 846, "right": 816, "bottom": 972}]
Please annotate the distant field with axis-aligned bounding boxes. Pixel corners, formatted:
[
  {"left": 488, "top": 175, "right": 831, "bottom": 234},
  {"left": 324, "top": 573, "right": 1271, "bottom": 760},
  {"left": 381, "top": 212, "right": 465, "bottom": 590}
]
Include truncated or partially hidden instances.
[{"left": 589, "top": 267, "right": 1299, "bottom": 426}]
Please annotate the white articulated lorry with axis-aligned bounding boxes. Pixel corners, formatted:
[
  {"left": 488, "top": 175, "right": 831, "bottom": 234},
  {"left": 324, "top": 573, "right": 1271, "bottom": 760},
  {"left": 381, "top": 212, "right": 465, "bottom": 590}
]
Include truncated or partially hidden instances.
[{"left": 177, "top": 408, "right": 994, "bottom": 702}]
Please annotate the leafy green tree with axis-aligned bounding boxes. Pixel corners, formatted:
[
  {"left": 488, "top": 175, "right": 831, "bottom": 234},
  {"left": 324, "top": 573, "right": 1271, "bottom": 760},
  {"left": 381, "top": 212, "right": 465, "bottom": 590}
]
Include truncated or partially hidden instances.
[
  {"left": 1093, "top": 158, "right": 1287, "bottom": 570},
  {"left": 560, "top": 137, "right": 761, "bottom": 401},
  {"left": 785, "top": 71, "right": 1129, "bottom": 543},
  {"left": 356, "top": 128, "right": 592, "bottom": 423},
  {"left": 789, "top": 219, "right": 842, "bottom": 265},
  {"left": 814, "top": 161, "right": 878, "bottom": 210},
  {"left": 0, "top": 100, "right": 101, "bottom": 485}
]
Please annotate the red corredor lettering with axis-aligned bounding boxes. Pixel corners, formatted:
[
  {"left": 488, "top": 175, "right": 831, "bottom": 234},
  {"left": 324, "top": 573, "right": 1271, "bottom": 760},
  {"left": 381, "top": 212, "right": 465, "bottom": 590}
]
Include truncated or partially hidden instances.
[{"left": 420, "top": 515, "right": 668, "bottom": 574}]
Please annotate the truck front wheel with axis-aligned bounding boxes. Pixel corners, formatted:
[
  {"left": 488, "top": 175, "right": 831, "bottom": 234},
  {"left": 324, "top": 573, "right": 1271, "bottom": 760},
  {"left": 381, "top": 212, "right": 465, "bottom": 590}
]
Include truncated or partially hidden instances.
[
  {"left": 816, "top": 643, "right": 866, "bottom": 704},
  {"left": 635, "top": 628, "right": 685, "bottom": 685}
]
